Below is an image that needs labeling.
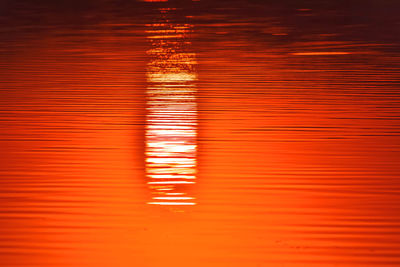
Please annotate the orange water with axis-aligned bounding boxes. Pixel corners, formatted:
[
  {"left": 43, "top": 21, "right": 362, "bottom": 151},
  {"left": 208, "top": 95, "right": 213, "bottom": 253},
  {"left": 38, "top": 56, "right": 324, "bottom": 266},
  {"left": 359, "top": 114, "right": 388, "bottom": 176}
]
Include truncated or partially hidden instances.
[{"left": 0, "top": 1, "right": 400, "bottom": 266}]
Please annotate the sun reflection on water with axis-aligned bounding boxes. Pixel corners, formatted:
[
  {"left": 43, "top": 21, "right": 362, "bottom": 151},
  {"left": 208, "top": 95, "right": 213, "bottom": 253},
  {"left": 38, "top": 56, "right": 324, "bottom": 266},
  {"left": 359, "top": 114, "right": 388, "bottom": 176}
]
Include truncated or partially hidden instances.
[{"left": 145, "top": 8, "right": 197, "bottom": 206}]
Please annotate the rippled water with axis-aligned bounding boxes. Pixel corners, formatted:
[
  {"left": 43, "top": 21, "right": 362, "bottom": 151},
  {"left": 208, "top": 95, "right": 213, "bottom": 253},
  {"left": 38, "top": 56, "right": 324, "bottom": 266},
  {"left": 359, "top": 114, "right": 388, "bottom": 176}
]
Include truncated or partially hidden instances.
[{"left": 1, "top": 0, "right": 400, "bottom": 266}]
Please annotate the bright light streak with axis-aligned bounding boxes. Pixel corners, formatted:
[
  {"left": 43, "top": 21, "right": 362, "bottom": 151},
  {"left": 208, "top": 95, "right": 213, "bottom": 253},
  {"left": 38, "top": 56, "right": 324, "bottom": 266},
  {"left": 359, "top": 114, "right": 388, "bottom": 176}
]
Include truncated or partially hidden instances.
[{"left": 145, "top": 9, "right": 198, "bottom": 207}]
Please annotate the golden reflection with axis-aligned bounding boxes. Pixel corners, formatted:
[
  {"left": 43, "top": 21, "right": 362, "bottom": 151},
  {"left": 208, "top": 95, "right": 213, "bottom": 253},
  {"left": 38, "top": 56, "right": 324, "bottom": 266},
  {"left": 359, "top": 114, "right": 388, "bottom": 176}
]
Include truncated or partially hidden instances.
[
  {"left": 145, "top": 8, "right": 197, "bottom": 206},
  {"left": 291, "top": 51, "right": 351, "bottom": 56}
]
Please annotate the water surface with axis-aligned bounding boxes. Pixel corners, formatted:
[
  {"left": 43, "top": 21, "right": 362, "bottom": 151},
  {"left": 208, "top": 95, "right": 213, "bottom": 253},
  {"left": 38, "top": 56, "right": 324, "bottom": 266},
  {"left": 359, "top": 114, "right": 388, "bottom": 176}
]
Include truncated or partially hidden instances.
[{"left": 1, "top": 0, "right": 400, "bottom": 266}]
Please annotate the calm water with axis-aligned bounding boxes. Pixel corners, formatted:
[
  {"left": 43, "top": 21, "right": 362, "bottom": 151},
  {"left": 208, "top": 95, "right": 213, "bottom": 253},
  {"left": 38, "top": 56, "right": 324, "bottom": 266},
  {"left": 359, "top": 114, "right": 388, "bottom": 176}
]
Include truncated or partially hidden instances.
[{"left": 1, "top": 0, "right": 400, "bottom": 266}]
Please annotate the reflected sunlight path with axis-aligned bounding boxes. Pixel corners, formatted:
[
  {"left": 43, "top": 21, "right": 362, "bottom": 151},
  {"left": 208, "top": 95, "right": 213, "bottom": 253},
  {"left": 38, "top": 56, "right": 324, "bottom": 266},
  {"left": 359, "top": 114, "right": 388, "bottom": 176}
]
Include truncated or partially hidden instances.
[{"left": 145, "top": 7, "right": 198, "bottom": 206}]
